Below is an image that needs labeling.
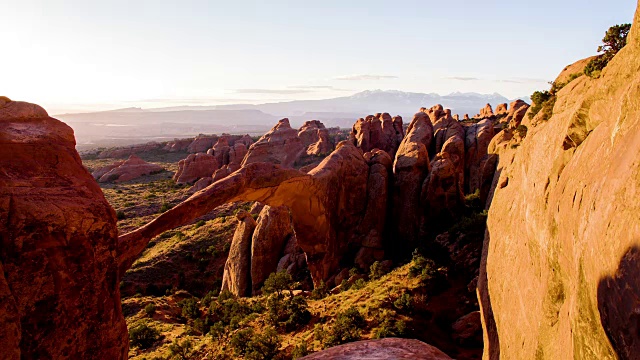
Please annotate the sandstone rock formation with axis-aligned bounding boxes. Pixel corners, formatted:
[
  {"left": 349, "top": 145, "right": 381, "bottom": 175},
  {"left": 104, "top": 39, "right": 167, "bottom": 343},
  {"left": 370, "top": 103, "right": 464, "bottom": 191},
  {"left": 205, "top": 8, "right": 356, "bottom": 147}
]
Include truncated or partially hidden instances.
[
  {"left": 0, "top": 100, "right": 128, "bottom": 359},
  {"left": 391, "top": 112, "right": 433, "bottom": 247},
  {"left": 164, "top": 138, "right": 192, "bottom": 152},
  {"left": 187, "top": 134, "right": 217, "bottom": 153},
  {"left": 96, "top": 155, "right": 163, "bottom": 183},
  {"left": 120, "top": 141, "right": 389, "bottom": 287},
  {"left": 476, "top": 104, "right": 494, "bottom": 119},
  {"left": 494, "top": 103, "right": 508, "bottom": 116},
  {"left": 350, "top": 113, "right": 402, "bottom": 156},
  {"left": 463, "top": 119, "right": 494, "bottom": 197},
  {"left": 503, "top": 99, "right": 530, "bottom": 129},
  {"left": 298, "top": 120, "right": 332, "bottom": 156},
  {"left": 242, "top": 118, "right": 304, "bottom": 168},
  {"left": 479, "top": 4, "right": 640, "bottom": 359},
  {"left": 221, "top": 210, "right": 256, "bottom": 297},
  {"left": 174, "top": 153, "right": 218, "bottom": 184},
  {"left": 91, "top": 160, "right": 124, "bottom": 180},
  {"left": 299, "top": 338, "right": 452, "bottom": 360},
  {"left": 250, "top": 205, "right": 295, "bottom": 293}
]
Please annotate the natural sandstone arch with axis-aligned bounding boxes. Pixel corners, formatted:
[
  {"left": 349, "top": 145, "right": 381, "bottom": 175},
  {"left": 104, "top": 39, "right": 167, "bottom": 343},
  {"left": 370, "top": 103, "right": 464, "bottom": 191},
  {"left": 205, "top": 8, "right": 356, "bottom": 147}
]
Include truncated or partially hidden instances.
[{"left": 119, "top": 141, "right": 387, "bottom": 286}]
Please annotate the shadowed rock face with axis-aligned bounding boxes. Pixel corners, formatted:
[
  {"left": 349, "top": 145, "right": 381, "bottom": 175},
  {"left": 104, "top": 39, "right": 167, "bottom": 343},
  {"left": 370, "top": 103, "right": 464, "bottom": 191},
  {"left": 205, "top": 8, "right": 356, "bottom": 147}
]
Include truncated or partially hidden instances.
[
  {"left": 221, "top": 210, "right": 256, "bottom": 297},
  {"left": 0, "top": 100, "right": 128, "bottom": 359},
  {"left": 174, "top": 153, "right": 218, "bottom": 184},
  {"left": 391, "top": 112, "right": 433, "bottom": 247},
  {"left": 251, "top": 205, "right": 295, "bottom": 293},
  {"left": 299, "top": 338, "right": 452, "bottom": 360},
  {"left": 479, "top": 2, "right": 640, "bottom": 358}
]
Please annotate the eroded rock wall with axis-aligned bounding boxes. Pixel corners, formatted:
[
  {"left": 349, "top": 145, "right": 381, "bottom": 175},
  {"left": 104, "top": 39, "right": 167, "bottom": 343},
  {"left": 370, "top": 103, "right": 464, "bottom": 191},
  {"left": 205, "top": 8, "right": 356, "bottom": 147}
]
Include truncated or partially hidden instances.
[{"left": 479, "top": 3, "right": 640, "bottom": 359}]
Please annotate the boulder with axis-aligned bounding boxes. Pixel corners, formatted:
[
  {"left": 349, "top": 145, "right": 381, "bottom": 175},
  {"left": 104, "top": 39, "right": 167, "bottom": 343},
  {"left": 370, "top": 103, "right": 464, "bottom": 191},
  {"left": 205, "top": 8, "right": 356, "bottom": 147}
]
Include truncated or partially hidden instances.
[
  {"left": 452, "top": 311, "right": 483, "bottom": 347},
  {"left": 299, "top": 338, "right": 452, "bottom": 360},
  {"left": 97, "top": 155, "right": 163, "bottom": 183},
  {"left": 173, "top": 153, "right": 218, "bottom": 184},
  {"left": 221, "top": 210, "right": 256, "bottom": 297},
  {"left": 0, "top": 100, "right": 128, "bottom": 359},
  {"left": 92, "top": 161, "right": 124, "bottom": 180}
]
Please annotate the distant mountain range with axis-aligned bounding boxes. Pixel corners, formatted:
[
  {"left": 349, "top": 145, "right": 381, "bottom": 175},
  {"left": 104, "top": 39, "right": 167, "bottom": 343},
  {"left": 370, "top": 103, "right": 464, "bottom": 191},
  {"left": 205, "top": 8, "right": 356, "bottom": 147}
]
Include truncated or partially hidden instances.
[{"left": 57, "top": 90, "right": 528, "bottom": 150}]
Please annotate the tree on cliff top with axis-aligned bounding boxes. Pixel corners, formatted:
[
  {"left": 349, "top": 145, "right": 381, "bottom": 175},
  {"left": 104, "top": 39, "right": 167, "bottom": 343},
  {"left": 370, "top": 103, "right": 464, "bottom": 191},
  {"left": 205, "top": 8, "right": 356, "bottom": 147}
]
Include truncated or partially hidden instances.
[{"left": 585, "top": 23, "right": 631, "bottom": 78}]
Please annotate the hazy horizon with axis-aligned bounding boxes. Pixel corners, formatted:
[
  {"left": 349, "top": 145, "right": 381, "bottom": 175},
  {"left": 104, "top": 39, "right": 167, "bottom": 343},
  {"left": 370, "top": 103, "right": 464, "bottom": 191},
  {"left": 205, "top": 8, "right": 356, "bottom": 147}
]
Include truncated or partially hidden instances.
[{"left": 3, "top": 0, "right": 636, "bottom": 114}]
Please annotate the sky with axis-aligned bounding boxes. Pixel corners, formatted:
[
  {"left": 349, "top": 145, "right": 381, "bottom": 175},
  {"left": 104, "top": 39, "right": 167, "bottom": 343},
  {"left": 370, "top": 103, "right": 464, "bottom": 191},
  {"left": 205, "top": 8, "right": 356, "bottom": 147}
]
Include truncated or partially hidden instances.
[{"left": 1, "top": 0, "right": 637, "bottom": 114}]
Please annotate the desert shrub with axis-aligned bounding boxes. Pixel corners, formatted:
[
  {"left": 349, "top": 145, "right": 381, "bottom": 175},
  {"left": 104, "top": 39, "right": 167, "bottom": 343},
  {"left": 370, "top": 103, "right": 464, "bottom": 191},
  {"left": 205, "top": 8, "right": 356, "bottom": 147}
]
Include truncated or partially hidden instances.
[
  {"left": 310, "top": 281, "right": 329, "bottom": 300},
  {"left": 159, "top": 202, "right": 171, "bottom": 213},
  {"left": 222, "top": 242, "right": 231, "bottom": 253},
  {"left": 210, "top": 321, "right": 226, "bottom": 342},
  {"left": 351, "top": 278, "right": 367, "bottom": 290},
  {"left": 129, "top": 323, "right": 160, "bottom": 349},
  {"left": 528, "top": 90, "right": 552, "bottom": 120},
  {"left": 292, "top": 340, "right": 310, "bottom": 359},
  {"left": 393, "top": 293, "right": 413, "bottom": 312},
  {"left": 369, "top": 261, "right": 390, "bottom": 280},
  {"left": 409, "top": 250, "right": 438, "bottom": 280},
  {"left": 321, "top": 307, "right": 366, "bottom": 348},
  {"left": 267, "top": 294, "right": 311, "bottom": 331},
  {"left": 230, "top": 328, "right": 255, "bottom": 356},
  {"left": 373, "top": 318, "right": 406, "bottom": 339},
  {"left": 262, "top": 270, "right": 295, "bottom": 298},
  {"left": 339, "top": 279, "right": 351, "bottom": 292},
  {"left": 116, "top": 210, "right": 126, "bottom": 220},
  {"left": 515, "top": 125, "right": 528, "bottom": 138},
  {"left": 144, "top": 303, "right": 156, "bottom": 316},
  {"left": 179, "top": 298, "right": 199, "bottom": 319},
  {"left": 209, "top": 294, "right": 252, "bottom": 326},
  {"left": 195, "top": 220, "right": 206, "bottom": 228},
  {"left": 193, "top": 317, "right": 211, "bottom": 335},
  {"left": 244, "top": 327, "right": 281, "bottom": 360},
  {"left": 168, "top": 337, "right": 194, "bottom": 360}
]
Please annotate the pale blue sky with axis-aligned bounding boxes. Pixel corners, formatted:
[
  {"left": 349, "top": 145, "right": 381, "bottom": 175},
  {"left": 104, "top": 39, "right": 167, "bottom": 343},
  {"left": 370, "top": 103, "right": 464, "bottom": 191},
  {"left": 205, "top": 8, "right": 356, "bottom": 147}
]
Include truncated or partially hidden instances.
[{"left": 2, "top": 0, "right": 636, "bottom": 113}]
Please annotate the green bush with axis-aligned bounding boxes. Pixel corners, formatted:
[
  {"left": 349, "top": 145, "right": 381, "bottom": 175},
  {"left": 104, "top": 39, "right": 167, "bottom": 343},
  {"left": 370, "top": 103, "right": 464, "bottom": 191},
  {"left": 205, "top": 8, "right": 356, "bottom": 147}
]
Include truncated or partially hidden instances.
[
  {"left": 528, "top": 90, "right": 552, "bottom": 120},
  {"left": 409, "top": 250, "right": 438, "bottom": 280},
  {"left": 393, "top": 293, "right": 413, "bottom": 312},
  {"left": 230, "top": 328, "right": 254, "bottom": 356},
  {"left": 116, "top": 210, "right": 126, "bottom": 220},
  {"left": 179, "top": 298, "right": 199, "bottom": 319},
  {"left": 159, "top": 202, "right": 171, "bottom": 213},
  {"left": 292, "top": 339, "right": 311, "bottom": 359},
  {"left": 168, "top": 337, "right": 194, "bottom": 360},
  {"left": 515, "top": 125, "right": 528, "bottom": 138},
  {"left": 244, "top": 327, "right": 281, "bottom": 360},
  {"left": 262, "top": 270, "right": 295, "bottom": 298},
  {"left": 369, "top": 261, "right": 390, "bottom": 280},
  {"left": 321, "top": 307, "right": 366, "bottom": 348},
  {"left": 210, "top": 321, "right": 226, "bottom": 342},
  {"left": 351, "top": 278, "right": 366, "bottom": 290},
  {"left": 266, "top": 294, "right": 311, "bottom": 331},
  {"left": 144, "top": 303, "right": 156, "bottom": 316},
  {"left": 373, "top": 318, "right": 406, "bottom": 339},
  {"left": 310, "top": 281, "right": 329, "bottom": 300},
  {"left": 193, "top": 317, "right": 210, "bottom": 335},
  {"left": 129, "top": 323, "right": 160, "bottom": 349}
]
